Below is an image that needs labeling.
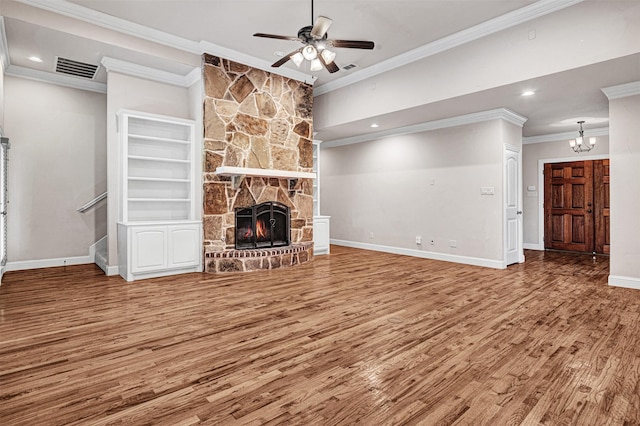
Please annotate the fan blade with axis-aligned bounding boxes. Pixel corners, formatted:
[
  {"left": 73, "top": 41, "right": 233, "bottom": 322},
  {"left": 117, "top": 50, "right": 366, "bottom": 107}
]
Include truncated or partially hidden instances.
[
  {"left": 310, "top": 16, "right": 332, "bottom": 39},
  {"left": 319, "top": 52, "right": 340, "bottom": 73},
  {"left": 253, "top": 33, "right": 300, "bottom": 42},
  {"left": 271, "top": 50, "right": 302, "bottom": 68},
  {"left": 329, "top": 39, "right": 375, "bottom": 49}
]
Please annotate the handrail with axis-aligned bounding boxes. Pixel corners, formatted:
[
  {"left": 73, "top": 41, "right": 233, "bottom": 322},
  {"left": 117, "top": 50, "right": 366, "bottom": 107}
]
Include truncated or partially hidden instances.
[{"left": 77, "top": 192, "right": 107, "bottom": 213}]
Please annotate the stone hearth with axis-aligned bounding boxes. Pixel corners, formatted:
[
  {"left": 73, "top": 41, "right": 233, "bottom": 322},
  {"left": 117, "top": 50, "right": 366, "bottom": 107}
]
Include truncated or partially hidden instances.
[{"left": 205, "top": 242, "right": 313, "bottom": 273}]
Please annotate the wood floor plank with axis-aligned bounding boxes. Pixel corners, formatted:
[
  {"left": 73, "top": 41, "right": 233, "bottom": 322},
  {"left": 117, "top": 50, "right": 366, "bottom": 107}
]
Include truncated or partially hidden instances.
[{"left": 2, "top": 247, "right": 640, "bottom": 424}]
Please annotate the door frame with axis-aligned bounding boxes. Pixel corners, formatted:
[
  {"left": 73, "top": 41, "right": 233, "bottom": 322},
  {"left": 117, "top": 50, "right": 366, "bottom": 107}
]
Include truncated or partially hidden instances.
[
  {"left": 536, "top": 154, "right": 609, "bottom": 251},
  {"left": 0, "top": 130, "right": 7, "bottom": 283}
]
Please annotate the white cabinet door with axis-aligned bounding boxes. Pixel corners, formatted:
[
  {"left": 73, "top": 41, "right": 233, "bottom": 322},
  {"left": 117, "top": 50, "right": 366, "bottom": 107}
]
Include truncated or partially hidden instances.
[
  {"left": 167, "top": 224, "right": 200, "bottom": 268},
  {"left": 119, "top": 221, "right": 202, "bottom": 281},
  {"left": 313, "top": 216, "right": 331, "bottom": 255},
  {"left": 131, "top": 227, "right": 167, "bottom": 273}
]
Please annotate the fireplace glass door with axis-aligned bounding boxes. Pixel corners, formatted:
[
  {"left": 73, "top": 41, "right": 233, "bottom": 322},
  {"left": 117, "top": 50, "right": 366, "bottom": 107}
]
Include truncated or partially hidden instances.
[{"left": 235, "top": 201, "right": 290, "bottom": 249}]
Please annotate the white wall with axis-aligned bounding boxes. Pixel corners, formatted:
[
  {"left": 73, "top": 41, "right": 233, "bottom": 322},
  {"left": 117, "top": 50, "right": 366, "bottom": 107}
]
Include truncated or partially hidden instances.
[
  {"left": 608, "top": 93, "right": 640, "bottom": 287},
  {"left": 4, "top": 76, "right": 107, "bottom": 263},
  {"left": 0, "top": 51, "right": 4, "bottom": 135},
  {"left": 522, "top": 137, "right": 610, "bottom": 248},
  {"left": 105, "top": 71, "right": 192, "bottom": 268},
  {"left": 321, "top": 119, "right": 511, "bottom": 266},
  {"left": 314, "top": 1, "right": 640, "bottom": 131}
]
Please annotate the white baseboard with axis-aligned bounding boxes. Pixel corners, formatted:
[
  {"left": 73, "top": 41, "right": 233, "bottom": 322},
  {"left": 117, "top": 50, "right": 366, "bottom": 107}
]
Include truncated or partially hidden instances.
[
  {"left": 5, "top": 236, "right": 107, "bottom": 272},
  {"left": 106, "top": 265, "right": 120, "bottom": 276},
  {"left": 608, "top": 275, "right": 640, "bottom": 290},
  {"left": 330, "top": 239, "right": 505, "bottom": 269},
  {"left": 523, "top": 243, "right": 544, "bottom": 251},
  {"left": 6, "top": 254, "right": 94, "bottom": 271}
]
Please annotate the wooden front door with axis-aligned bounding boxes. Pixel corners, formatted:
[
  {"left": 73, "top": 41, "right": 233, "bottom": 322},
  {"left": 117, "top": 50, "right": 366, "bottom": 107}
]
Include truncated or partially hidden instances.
[{"left": 544, "top": 160, "right": 609, "bottom": 254}]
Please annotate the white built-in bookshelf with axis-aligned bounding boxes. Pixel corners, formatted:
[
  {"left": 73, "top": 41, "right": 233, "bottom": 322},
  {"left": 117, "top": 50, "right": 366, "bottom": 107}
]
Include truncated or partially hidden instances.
[
  {"left": 121, "top": 112, "right": 195, "bottom": 222},
  {"left": 117, "top": 110, "right": 201, "bottom": 281}
]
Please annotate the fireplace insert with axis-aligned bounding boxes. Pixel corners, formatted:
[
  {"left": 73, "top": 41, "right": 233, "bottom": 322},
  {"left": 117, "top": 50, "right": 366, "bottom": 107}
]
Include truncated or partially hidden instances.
[{"left": 235, "top": 201, "right": 290, "bottom": 249}]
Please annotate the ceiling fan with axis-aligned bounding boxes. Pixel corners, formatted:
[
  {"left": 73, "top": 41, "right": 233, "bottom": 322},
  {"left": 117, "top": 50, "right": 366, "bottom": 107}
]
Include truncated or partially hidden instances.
[{"left": 253, "top": 0, "right": 375, "bottom": 74}]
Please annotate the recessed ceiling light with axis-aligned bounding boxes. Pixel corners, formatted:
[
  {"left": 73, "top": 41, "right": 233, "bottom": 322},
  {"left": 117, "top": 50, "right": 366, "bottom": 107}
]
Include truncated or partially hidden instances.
[
  {"left": 28, "top": 56, "right": 43, "bottom": 63},
  {"left": 521, "top": 90, "right": 535, "bottom": 97},
  {"left": 370, "top": 123, "right": 379, "bottom": 128}
]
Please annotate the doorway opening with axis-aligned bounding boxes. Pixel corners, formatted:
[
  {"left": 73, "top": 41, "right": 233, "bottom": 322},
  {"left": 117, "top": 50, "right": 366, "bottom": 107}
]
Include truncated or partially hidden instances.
[{"left": 543, "top": 159, "right": 609, "bottom": 254}]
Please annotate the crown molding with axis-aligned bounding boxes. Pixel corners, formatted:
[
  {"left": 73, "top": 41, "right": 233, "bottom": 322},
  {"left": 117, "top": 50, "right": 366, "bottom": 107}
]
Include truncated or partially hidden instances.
[
  {"left": 14, "top": 0, "right": 201, "bottom": 53},
  {"left": 101, "top": 57, "right": 199, "bottom": 88},
  {"left": 5, "top": 64, "right": 107, "bottom": 93},
  {"left": 601, "top": 81, "right": 640, "bottom": 100},
  {"left": 14, "top": 0, "right": 314, "bottom": 85},
  {"left": 0, "top": 17, "right": 9, "bottom": 72},
  {"left": 314, "top": 0, "right": 583, "bottom": 96},
  {"left": 323, "top": 108, "right": 527, "bottom": 148},
  {"left": 184, "top": 66, "right": 202, "bottom": 87},
  {"left": 522, "top": 127, "right": 609, "bottom": 144},
  {"left": 199, "top": 41, "right": 316, "bottom": 85},
  {"left": 500, "top": 109, "right": 529, "bottom": 127}
]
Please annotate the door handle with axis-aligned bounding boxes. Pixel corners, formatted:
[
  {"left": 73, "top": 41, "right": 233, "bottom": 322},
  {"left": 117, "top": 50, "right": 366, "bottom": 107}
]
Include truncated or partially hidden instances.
[
  {"left": 587, "top": 209, "right": 592, "bottom": 213},
  {"left": 517, "top": 211, "right": 523, "bottom": 215}
]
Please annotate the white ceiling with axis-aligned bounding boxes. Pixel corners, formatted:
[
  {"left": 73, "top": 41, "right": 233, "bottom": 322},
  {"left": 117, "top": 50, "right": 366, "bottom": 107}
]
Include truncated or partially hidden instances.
[
  {"left": 1, "top": 0, "right": 638, "bottom": 141},
  {"left": 63, "top": 0, "right": 536, "bottom": 83}
]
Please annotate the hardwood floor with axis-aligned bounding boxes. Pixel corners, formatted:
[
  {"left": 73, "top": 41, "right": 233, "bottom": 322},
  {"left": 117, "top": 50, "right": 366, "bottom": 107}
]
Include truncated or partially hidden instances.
[{"left": 1, "top": 246, "right": 639, "bottom": 425}]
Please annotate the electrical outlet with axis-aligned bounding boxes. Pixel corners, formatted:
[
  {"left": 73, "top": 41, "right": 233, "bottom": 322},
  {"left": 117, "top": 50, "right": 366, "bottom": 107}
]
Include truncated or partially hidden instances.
[
  {"left": 370, "top": 232, "right": 374, "bottom": 239},
  {"left": 416, "top": 236, "right": 422, "bottom": 245},
  {"left": 449, "top": 240, "right": 457, "bottom": 248}
]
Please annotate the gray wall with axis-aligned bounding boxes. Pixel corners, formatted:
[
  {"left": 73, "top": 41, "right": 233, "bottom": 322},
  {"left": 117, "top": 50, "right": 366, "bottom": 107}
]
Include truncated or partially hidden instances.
[
  {"left": 4, "top": 75, "right": 107, "bottom": 262},
  {"left": 0, "top": 54, "right": 4, "bottom": 135},
  {"left": 609, "top": 93, "right": 640, "bottom": 283},
  {"left": 321, "top": 119, "right": 519, "bottom": 265},
  {"left": 313, "top": 1, "right": 640, "bottom": 132}
]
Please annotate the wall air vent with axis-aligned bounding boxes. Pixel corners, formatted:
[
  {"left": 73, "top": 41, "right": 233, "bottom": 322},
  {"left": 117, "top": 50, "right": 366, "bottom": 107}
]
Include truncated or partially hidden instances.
[{"left": 55, "top": 57, "right": 99, "bottom": 79}]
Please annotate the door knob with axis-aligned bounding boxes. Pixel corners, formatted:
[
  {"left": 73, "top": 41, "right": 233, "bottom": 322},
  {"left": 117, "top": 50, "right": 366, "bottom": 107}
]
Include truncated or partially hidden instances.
[
  {"left": 587, "top": 209, "right": 592, "bottom": 213},
  {"left": 517, "top": 211, "right": 523, "bottom": 215}
]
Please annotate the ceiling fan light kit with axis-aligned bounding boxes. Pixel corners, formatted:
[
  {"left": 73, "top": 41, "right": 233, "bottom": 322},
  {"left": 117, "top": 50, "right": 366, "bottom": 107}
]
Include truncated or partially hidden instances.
[
  {"left": 291, "top": 52, "right": 304, "bottom": 66},
  {"left": 310, "top": 58, "right": 323, "bottom": 71},
  {"left": 302, "top": 44, "right": 318, "bottom": 60},
  {"left": 253, "top": 0, "right": 374, "bottom": 73},
  {"left": 321, "top": 49, "right": 336, "bottom": 64}
]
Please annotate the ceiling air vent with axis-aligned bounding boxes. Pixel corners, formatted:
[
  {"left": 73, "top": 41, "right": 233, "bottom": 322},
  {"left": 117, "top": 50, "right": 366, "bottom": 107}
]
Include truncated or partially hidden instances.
[
  {"left": 342, "top": 64, "right": 357, "bottom": 71},
  {"left": 55, "top": 57, "right": 99, "bottom": 79}
]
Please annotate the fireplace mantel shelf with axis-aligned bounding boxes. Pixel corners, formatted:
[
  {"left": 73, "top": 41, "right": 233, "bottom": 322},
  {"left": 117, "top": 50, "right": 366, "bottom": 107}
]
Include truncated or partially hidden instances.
[
  {"left": 215, "top": 166, "right": 316, "bottom": 180},
  {"left": 215, "top": 166, "right": 316, "bottom": 189}
]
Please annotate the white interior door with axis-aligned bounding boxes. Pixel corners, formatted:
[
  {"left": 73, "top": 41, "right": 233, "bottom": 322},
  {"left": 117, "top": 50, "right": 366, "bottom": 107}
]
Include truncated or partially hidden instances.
[{"left": 505, "top": 145, "right": 522, "bottom": 266}]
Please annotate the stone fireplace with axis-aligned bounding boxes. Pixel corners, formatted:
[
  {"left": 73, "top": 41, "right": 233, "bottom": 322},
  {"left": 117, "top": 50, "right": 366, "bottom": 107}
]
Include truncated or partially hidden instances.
[{"left": 202, "top": 54, "right": 314, "bottom": 273}]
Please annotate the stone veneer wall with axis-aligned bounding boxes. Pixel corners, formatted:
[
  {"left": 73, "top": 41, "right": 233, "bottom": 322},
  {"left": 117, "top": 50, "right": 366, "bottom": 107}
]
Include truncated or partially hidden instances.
[{"left": 202, "top": 54, "right": 315, "bottom": 272}]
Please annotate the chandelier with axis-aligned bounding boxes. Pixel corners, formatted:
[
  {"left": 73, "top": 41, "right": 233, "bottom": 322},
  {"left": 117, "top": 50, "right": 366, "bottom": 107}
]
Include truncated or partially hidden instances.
[{"left": 569, "top": 121, "right": 596, "bottom": 153}]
